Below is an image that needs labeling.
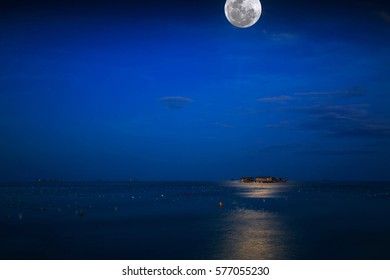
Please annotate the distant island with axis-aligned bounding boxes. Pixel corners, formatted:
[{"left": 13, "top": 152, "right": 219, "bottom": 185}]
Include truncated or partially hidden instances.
[{"left": 240, "top": 176, "right": 288, "bottom": 183}]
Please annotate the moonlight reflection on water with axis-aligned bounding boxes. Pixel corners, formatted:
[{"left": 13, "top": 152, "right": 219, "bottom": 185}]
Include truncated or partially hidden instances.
[
  {"left": 215, "top": 181, "right": 296, "bottom": 259},
  {"left": 228, "top": 181, "right": 292, "bottom": 198},
  {"left": 1, "top": 181, "right": 390, "bottom": 259},
  {"left": 216, "top": 209, "right": 293, "bottom": 259}
]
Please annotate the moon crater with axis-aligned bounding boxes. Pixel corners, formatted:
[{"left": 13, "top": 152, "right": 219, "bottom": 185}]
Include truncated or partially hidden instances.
[{"left": 225, "top": 0, "right": 262, "bottom": 28}]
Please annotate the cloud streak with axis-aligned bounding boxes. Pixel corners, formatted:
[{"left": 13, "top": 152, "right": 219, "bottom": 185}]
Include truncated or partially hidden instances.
[
  {"left": 213, "top": 122, "right": 235, "bottom": 129},
  {"left": 256, "top": 88, "right": 365, "bottom": 106},
  {"left": 160, "top": 96, "right": 193, "bottom": 109},
  {"left": 270, "top": 33, "right": 297, "bottom": 41},
  {"left": 295, "top": 88, "right": 365, "bottom": 98},
  {"left": 262, "top": 30, "right": 298, "bottom": 41},
  {"left": 296, "top": 104, "right": 390, "bottom": 139},
  {"left": 259, "top": 86, "right": 390, "bottom": 140},
  {"left": 256, "top": 95, "right": 294, "bottom": 103},
  {"left": 257, "top": 143, "right": 382, "bottom": 157}
]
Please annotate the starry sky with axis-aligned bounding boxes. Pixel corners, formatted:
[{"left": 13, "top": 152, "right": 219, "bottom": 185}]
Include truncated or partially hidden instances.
[{"left": 1, "top": 0, "right": 389, "bottom": 181}]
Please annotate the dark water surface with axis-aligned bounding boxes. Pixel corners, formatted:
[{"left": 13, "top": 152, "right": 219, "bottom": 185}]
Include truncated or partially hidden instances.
[{"left": 1, "top": 180, "right": 390, "bottom": 259}]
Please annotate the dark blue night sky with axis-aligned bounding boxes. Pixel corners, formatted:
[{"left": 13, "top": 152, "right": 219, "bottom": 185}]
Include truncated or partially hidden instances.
[{"left": 1, "top": 0, "right": 389, "bottom": 181}]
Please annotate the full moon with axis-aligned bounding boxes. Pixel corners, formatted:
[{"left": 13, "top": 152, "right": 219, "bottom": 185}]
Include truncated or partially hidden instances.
[{"left": 224, "top": 0, "right": 262, "bottom": 28}]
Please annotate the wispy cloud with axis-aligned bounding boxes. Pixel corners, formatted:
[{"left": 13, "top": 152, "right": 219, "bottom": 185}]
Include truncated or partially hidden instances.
[
  {"left": 255, "top": 87, "right": 390, "bottom": 140},
  {"left": 296, "top": 104, "right": 390, "bottom": 139},
  {"left": 298, "top": 148, "right": 380, "bottom": 156},
  {"left": 266, "top": 121, "right": 292, "bottom": 129},
  {"left": 328, "top": 123, "right": 390, "bottom": 138},
  {"left": 270, "top": 33, "right": 297, "bottom": 41},
  {"left": 295, "top": 88, "right": 365, "bottom": 98},
  {"left": 256, "top": 95, "right": 294, "bottom": 103},
  {"left": 262, "top": 31, "right": 298, "bottom": 41},
  {"left": 256, "top": 88, "right": 365, "bottom": 107},
  {"left": 257, "top": 143, "right": 382, "bottom": 156},
  {"left": 160, "top": 96, "right": 193, "bottom": 109},
  {"left": 213, "top": 122, "right": 235, "bottom": 129},
  {"left": 297, "top": 104, "right": 370, "bottom": 119}
]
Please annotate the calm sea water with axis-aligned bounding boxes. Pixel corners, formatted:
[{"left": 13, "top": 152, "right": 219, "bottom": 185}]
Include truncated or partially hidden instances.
[{"left": 1, "top": 180, "right": 389, "bottom": 259}]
